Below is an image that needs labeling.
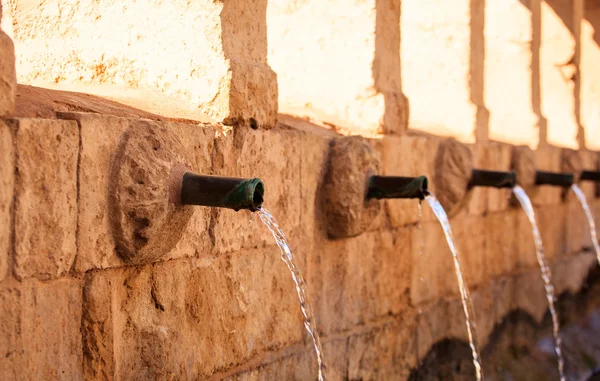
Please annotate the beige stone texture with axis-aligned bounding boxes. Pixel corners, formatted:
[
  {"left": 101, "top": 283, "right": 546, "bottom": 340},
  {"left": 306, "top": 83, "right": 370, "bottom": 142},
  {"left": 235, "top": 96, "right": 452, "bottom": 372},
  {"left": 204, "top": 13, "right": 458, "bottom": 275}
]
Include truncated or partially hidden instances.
[
  {"left": 5, "top": 0, "right": 277, "bottom": 128},
  {"left": 0, "top": 5, "right": 16, "bottom": 117},
  {"left": 402, "top": 0, "right": 486, "bottom": 142},
  {"left": 581, "top": 2, "right": 600, "bottom": 150},
  {"left": 322, "top": 136, "right": 382, "bottom": 238},
  {"left": 484, "top": 211, "right": 518, "bottom": 279},
  {"left": 347, "top": 320, "right": 417, "bottom": 380},
  {"left": 309, "top": 229, "right": 410, "bottom": 335},
  {"left": 485, "top": 0, "right": 539, "bottom": 147},
  {"left": 0, "top": 278, "right": 83, "bottom": 379},
  {"left": 83, "top": 247, "right": 306, "bottom": 380},
  {"left": 532, "top": 144, "right": 564, "bottom": 206},
  {"left": 211, "top": 127, "right": 305, "bottom": 254},
  {"left": 382, "top": 134, "right": 440, "bottom": 227},
  {"left": 541, "top": 0, "right": 581, "bottom": 149},
  {"left": 434, "top": 139, "right": 473, "bottom": 217},
  {"left": 0, "top": 120, "right": 13, "bottom": 282},
  {"left": 62, "top": 112, "right": 215, "bottom": 272},
  {"left": 13, "top": 118, "right": 78, "bottom": 280},
  {"left": 267, "top": 0, "right": 407, "bottom": 136}
]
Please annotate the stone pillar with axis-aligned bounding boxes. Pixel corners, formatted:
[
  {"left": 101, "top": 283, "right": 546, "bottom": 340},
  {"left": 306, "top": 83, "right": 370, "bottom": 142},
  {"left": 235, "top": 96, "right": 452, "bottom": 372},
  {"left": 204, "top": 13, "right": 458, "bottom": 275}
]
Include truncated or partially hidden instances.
[
  {"left": 6, "top": 0, "right": 277, "bottom": 128},
  {"left": 0, "top": 3, "right": 16, "bottom": 116},
  {"left": 267, "top": 0, "right": 408, "bottom": 136},
  {"left": 539, "top": 0, "right": 581, "bottom": 148},
  {"left": 485, "top": 0, "right": 539, "bottom": 147},
  {"left": 401, "top": 0, "right": 488, "bottom": 143},
  {"left": 580, "top": 0, "right": 600, "bottom": 150}
]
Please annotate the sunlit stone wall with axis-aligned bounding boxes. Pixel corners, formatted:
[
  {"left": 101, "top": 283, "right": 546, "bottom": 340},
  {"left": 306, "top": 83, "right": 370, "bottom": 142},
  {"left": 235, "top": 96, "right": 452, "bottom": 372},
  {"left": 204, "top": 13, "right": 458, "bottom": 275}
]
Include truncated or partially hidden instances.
[{"left": 1, "top": 0, "right": 600, "bottom": 379}]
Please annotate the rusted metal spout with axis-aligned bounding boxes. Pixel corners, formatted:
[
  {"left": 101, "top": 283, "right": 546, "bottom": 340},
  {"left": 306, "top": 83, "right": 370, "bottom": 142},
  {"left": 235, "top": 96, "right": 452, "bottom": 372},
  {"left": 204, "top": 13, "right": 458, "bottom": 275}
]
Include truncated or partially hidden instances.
[
  {"left": 534, "top": 171, "right": 574, "bottom": 187},
  {"left": 367, "top": 175, "right": 428, "bottom": 200},
  {"left": 469, "top": 169, "right": 517, "bottom": 189},
  {"left": 580, "top": 170, "right": 600, "bottom": 182},
  {"left": 180, "top": 172, "right": 264, "bottom": 211}
]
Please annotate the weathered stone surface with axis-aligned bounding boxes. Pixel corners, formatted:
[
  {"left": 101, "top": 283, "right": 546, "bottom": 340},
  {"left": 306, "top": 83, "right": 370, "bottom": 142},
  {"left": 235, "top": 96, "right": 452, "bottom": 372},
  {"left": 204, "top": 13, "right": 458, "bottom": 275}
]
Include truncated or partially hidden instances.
[
  {"left": 14, "top": 118, "right": 78, "bottom": 280},
  {"left": 347, "top": 320, "right": 417, "bottom": 380},
  {"left": 0, "top": 278, "right": 83, "bottom": 379},
  {"left": 0, "top": 120, "right": 13, "bottom": 282},
  {"left": 512, "top": 145, "right": 537, "bottom": 196},
  {"left": 60, "top": 112, "right": 128, "bottom": 271},
  {"left": 322, "top": 136, "right": 382, "bottom": 239},
  {"left": 61, "top": 112, "right": 215, "bottom": 272},
  {"left": 8, "top": 0, "right": 277, "bottom": 128},
  {"left": 211, "top": 127, "right": 303, "bottom": 254},
  {"left": 434, "top": 139, "right": 473, "bottom": 217},
  {"left": 484, "top": 211, "right": 518, "bottom": 278},
  {"left": 382, "top": 135, "right": 440, "bottom": 227},
  {"left": 311, "top": 229, "right": 409, "bottom": 334},
  {"left": 533, "top": 145, "right": 564, "bottom": 206},
  {"left": 268, "top": 0, "right": 408, "bottom": 136},
  {"left": 402, "top": 0, "right": 485, "bottom": 142},
  {"left": 485, "top": 0, "right": 539, "bottom": 147},
  {"left": 83, "top": 247, "right": 305, "bottom": 380},
  {"left": 109, "top": 119, "right": 194, "bottom": 264},
  {"left": 537, "top": 204, "right": 567, "bottom": 261},
  {"left": 0, "top": 29, "right": 16, "bottom": 116},
  {"left": 566, "top": 200, "right": 592, "bottom": 256}
]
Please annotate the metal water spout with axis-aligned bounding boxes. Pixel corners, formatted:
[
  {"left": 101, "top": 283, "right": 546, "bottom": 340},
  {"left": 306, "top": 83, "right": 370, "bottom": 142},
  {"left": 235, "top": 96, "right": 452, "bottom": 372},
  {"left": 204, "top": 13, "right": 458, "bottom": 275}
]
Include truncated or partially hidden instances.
[
  {"left": 180, "top": 173, "right": 264, "bottom": 211},
  {"left": 469, "top": 169, "right": 517, "bottom": 189},
  {"left": 366, "top": 175, "right": 428, "bottom": 200},
  {"left": 580, "top": 170, "right": 600, "bottom": 182},
  {"left": 534, "top": 171, "right": 574, "bottom": 187}
]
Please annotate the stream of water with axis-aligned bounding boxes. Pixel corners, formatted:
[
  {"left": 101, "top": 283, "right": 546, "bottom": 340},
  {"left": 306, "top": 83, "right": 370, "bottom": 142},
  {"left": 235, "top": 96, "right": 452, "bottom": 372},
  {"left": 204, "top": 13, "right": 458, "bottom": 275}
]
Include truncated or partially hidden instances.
[
  {"left": 571, "top": 184, "right": 600, "bottom": 263},
  {"left": 257, "top": 207, "right": 327, "bottom": 380},
  {"left": 425, "top": 194, "right": 484, "bottom": 381},
  {"left": 512, "top": 186, "right": 566, "bottom": 381}
]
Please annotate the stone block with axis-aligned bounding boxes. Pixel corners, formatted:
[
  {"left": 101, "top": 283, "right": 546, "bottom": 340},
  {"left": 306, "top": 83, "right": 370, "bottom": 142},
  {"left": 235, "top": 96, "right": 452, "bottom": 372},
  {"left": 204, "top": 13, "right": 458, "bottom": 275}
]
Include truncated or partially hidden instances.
[
  {"left": 566, "top": 200, "right": 592, "bottom": 256},
  {"left": 310, "top": 230, "right": 406, "bottom": 334},
  {"left": 0, "top": 120, "right": 13, "bottom": 282},
  {"left": 9, "top": 0, "right": 277, "bottom": 127},
  {"left": 0, "top": 29, "right": 16, "bottom": 116},
  {"left": 0, "top": 278, "right": 83, "bottom": 379},
  {"left": 211, "top": 128, "right": 302, "bottom": 254},
  {"left": 484, "top": 211, "right": 518, "bottom": 278},
  {"left": 453, "top": 215, "right": 486, "bottom": 287},
  {"left": 551, "top": 253, "right": 597, "bottom": 296},
  {"left": 410, "top": 221, "right": 458, "bottom": 305},
  {"left": 532, "top": 145, "right": 564, "bottom": 206},
  {"left": 382, "top": 135, "right": 440, "bottom": 227},
  {"left": 60, "top": 113, "right": 215, "bottom": 272},
  {"left": 13, "top": 118, "right": 78, "bottom": 280},
  {"left": 537, "top": 204, "right": 567, "bottom": 260},
  {"left": 269, "top": 0, "right": 407, "bottom": 135},
  {"left": 83, "top": 247, "right": 305, "bottom": 380},
  {"left": 347, "top": 320, "right": 417, "bottom": 380},
  {"left": 514, "top": 207, "right": 540, "bottom": 270}
]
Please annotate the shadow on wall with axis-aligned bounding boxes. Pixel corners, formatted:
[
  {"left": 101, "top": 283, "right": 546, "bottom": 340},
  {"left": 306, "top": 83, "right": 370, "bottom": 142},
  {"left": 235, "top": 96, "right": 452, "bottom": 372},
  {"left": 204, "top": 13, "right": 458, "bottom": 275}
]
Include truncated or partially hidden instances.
[{"left": 410, "top": 267, "right": 600, "bottom": 381}]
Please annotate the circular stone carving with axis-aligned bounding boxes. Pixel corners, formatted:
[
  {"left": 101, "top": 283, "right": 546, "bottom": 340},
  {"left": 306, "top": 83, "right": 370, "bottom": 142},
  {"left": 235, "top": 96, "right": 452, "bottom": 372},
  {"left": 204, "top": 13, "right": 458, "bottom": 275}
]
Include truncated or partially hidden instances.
[
  {"left": 323, "top": 136, "right": 381, "bottom": 238},
  {"left": 109, "top": 121, "right": 194, "bottom": 264},
  {"left": 434, "top": 139, "right": 473, "bottom": 216}
]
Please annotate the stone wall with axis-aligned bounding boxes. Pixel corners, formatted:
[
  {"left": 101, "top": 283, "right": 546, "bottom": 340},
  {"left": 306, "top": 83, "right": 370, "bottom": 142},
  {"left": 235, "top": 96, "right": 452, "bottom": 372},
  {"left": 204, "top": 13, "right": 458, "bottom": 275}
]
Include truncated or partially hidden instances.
[{"left": 2, "top": 1, "right": 600, "bottom": 380}]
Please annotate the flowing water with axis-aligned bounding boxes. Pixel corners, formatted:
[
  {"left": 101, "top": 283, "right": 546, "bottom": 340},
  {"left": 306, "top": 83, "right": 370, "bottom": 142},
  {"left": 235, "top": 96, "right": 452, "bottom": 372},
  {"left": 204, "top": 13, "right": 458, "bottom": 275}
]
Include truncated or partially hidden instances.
[
  {"left": 257, "top": 207, "right": 327, "bottom": 380},
  {"left": 571, "top": 184, "right": 600, "bottom": 263},
  {"left": 512, "top": 186, "right": 566, "bottom": 381},
  {"left": 425, "top": 194, "right": 484, "bottom": 381}
]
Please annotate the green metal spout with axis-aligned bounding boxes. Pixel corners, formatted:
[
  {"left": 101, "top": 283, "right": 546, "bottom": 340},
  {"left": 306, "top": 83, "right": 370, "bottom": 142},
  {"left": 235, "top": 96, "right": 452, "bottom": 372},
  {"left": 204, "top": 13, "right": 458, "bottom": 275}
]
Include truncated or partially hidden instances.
[
  {"left": 367, "top": 175, "right": 428, "bottom": 200},
  {"left": 469, "top": 169, "right": 517, "bottom": 189},
  {"left": 580, "top": 170, "right": 600, "bottom": 182},
  {"left": 180, "top": 172, "right": 264, "bottom": 211},
  {"left": 535, "top": 171, "right": 574, "bottom": 188}
]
